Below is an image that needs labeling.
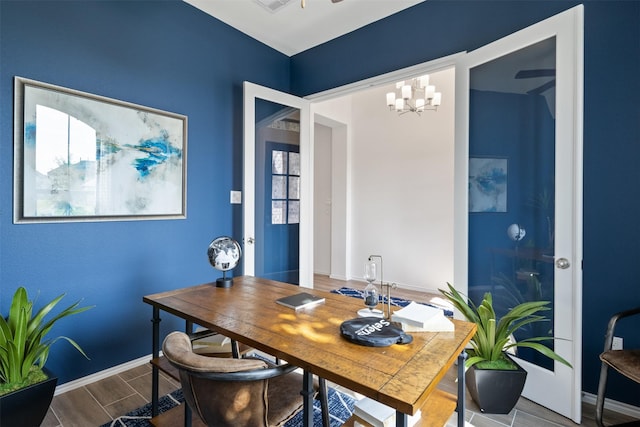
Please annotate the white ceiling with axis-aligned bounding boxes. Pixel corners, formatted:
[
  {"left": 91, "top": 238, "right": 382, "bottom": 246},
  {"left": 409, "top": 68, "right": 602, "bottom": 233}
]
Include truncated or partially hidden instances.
[{"left": 183, "top": 0, "right": 426, "bottom": 56}]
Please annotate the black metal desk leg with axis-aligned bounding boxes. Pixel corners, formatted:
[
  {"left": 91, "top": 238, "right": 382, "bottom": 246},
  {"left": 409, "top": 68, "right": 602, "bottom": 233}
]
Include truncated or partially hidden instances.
[
  {"left": 151, "top": 307, "right": 161, "bottom": 417},
  {"left": 457, "top": 350, "right": 468, "bottom": 427},
  {"left": 301, "top": 370, "right": 314, "bottom": 427},
  {"left": 396, "top": 411, "right": 408, "bottom": 427}
]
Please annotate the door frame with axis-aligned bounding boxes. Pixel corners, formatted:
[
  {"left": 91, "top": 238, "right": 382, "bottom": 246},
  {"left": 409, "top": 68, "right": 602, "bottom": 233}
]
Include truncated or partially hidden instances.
[{"left": 453, "top": 6, "right": 583, "bottom": 422}]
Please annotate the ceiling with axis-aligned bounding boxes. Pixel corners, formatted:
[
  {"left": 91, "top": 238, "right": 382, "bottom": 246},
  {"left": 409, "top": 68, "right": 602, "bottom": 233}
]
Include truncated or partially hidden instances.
[
  {"left": 183, "top": 0, "right": 426, "bottom": 56},
  {"left": 183, "top": 0, "right": 555, "bottom": 103}
]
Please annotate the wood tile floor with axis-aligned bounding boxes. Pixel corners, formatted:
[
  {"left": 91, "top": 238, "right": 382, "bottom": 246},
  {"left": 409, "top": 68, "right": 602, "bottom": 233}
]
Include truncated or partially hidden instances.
[{"left": 41, "top": 275, "right": 636, "bottom": 427}]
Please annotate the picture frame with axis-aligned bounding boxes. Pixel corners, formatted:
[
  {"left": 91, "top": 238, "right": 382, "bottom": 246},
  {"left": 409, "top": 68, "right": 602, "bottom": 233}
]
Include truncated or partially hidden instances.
[
  {"left": 469, "top": 157, "right": 507, "bottom": 213},
  {"left": 13, "top": 77, "right": 187, "bottom": 223}
]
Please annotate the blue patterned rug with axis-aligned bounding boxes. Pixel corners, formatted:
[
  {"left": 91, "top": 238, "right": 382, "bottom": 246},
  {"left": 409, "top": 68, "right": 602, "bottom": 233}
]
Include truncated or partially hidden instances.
[
  {"left": 331, "top": 286, "right": 454, "bottom": 317},
  {"left": 100, "top": 386, "right": 355, "bottom": 427}
]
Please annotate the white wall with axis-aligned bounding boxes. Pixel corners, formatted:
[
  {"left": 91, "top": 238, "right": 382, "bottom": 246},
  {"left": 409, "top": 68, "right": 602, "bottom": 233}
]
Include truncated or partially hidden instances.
[
  {"left": 314, "top": 123, "right": 332, "bottom": 275},
  {"left": 313, "top": 67, "right": 455, "bottom": 292}
]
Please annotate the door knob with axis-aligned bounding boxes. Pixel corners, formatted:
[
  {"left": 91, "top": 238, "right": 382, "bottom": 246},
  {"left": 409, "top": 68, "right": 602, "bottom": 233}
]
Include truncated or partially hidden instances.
[
  {"left": 246, "top": 237, "right": 255, "bottom": 244},
  {"left": 556, "top": 258, "right": 570, "bottom": 269}
]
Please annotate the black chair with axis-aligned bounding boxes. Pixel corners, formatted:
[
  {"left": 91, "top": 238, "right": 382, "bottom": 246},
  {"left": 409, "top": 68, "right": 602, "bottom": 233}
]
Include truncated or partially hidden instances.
[
  {"left": 163, "top": 331, "right": 328, "bottom": 427},
  {"left": 595, "top": 306, "right": 640, "bottom": 427}
]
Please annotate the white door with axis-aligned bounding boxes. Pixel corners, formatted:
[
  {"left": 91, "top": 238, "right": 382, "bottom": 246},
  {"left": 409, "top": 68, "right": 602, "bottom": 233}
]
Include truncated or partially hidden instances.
[
  {"left": 243, "top": 82, "right": 314, "bottom": 287},
  {"left": 454, "top": 6, "right": 583, "bottom": 422}
]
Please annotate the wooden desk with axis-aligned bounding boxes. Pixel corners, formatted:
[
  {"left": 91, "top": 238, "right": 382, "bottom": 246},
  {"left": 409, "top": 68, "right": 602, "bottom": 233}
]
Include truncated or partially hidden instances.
[{"left": 143, "top": 276, "right": 475, "bottom": 427}]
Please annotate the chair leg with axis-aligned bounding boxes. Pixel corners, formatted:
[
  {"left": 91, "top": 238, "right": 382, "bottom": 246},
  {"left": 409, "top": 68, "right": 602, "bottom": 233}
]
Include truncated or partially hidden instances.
[
  {"left": 596, "top": 361, "right": 609, "bottom": 427},
  {"left": 319, "top": 377, "right": 330, "bottom": 427}
]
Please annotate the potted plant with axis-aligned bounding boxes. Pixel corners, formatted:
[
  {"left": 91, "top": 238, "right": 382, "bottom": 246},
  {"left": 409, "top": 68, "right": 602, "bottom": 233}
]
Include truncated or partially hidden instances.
[
  {"left": 439, "top": 283, "right": 571, "bottom": 414},
  {"left": 0, "top": 286, "right": 93, "bottom": 426}
]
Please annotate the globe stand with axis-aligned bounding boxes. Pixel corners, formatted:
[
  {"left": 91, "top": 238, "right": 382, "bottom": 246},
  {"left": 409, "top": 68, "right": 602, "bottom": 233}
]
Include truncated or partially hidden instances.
[{"left": 216, "top": 271, "right": 233, "bottom": 288}]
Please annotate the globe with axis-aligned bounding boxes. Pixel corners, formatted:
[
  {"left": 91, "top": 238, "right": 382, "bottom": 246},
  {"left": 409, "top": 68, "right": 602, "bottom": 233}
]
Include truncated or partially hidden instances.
[
  {"left": 507, "top": 223, "right": 526, "bottom": 242},
  {"left": 207, "top": 236, "right": 242, "bottom": 287}
]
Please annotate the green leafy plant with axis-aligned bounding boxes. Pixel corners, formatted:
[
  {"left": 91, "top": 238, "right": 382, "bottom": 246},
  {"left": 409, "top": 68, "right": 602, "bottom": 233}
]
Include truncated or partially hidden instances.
[
  {"left": 439, "top": 283, "right": 571, "bottom": 370},
  {"left": 0, "top": 287, "right": 93, "bottom": 395}
]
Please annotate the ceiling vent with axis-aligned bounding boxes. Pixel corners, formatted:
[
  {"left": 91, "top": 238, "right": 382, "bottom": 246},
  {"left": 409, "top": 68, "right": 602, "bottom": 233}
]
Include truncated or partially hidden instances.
[{"left": 253, "top": 0, "right": 296, "bottom": 13}]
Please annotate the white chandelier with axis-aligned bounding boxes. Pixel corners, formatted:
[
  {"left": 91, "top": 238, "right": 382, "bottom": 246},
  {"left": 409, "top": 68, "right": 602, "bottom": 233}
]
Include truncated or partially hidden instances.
[{"left": 385, "top": 75, "right": 442, "bottom": 115}]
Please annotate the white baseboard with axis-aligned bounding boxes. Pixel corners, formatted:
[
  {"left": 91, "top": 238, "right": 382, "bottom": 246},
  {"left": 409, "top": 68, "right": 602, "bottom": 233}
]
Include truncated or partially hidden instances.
[
  {"left": 582, "top": 391, "right": 640, "bottom": 420},
  {"left": 53, "top": 354, "right": 152, "bottom": 396}
]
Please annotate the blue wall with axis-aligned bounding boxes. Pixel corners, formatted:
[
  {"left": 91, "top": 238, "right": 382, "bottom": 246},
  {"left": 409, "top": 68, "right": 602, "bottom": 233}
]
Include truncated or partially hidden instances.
[
  {"left": 1, "top": 0, "right": 639, "bottom": 409},
  {"left": 291, "top": 0, "right": 640, "bottom": 405},
  {"left": 0, "top": 0, "right": 290, "bottom": 384}
]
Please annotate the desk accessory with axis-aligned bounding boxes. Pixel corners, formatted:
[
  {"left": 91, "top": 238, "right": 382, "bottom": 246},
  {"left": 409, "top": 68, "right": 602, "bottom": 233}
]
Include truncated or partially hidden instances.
[
  {"left": 207, "top": 236, "right": 242, "bottom": 288},
  {"left": 340, "top": 317, "right": 412, "bottom": 347},
  {"left": 391, "top": 301, "right": 454, "bottom": 332},
  {"left": 276, "top": 292, "right": 325, "bottom": 310},
  {"left": 360, "top": 260, "right": 383, "bottom": 318}
]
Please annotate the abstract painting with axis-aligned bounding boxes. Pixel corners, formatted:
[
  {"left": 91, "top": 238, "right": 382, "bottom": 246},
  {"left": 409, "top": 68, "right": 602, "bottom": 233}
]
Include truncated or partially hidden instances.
[
  {"left": 14, "top": 77, "right": 187, "bottom": 223},
  {"left": 469, "top": 157, "right": 507, "bottom": 212}
]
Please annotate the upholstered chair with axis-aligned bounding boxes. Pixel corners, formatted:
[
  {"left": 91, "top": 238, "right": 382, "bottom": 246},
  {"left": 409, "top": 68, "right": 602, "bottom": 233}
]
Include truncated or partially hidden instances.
[
  {"left": 163, "top": 331, "right": 323, "bottom": 427},
  {"left": 595, "top": 306, "right": 640, "bottom": 426}
]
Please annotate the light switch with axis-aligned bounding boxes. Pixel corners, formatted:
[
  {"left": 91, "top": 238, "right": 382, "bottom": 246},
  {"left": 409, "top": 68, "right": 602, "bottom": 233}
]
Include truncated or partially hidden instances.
[{"left": 230, "top": 190, "right": 242, "bottom": 204}]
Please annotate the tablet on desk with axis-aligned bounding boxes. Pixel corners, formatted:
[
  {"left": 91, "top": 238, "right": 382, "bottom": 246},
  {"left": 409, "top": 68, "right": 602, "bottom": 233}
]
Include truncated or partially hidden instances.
[{"left": 276, "top": 292, "right": 325, "bottom": 310}]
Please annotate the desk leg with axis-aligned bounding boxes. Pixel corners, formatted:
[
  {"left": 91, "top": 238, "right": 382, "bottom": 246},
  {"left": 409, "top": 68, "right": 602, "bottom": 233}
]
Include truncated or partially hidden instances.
[
  {"left": 301, "top": 370, "right": 314, "bottom": 427},
  {"left": 151, "top": 307, "right": 161, "bottom": 417},
  {"left": 396, "top": 411, "right": 408, "bottom": 427},
  {"left": 457, "top": 351, "right": 467, "bottom": 427}
]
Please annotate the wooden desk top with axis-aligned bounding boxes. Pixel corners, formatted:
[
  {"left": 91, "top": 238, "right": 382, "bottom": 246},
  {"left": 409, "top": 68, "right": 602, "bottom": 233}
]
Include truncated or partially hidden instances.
[{"left": 144, "top": 276, "right": 476, "bottom": 416}]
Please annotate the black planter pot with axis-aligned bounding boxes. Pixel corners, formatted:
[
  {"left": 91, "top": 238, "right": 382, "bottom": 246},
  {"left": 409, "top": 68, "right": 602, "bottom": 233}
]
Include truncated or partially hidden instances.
[
  {"left": 465, "top": 355, "right": 527, "bottom": 414},
  {"left": 0, "top": 369, "right": 58, "bottom": 426}
]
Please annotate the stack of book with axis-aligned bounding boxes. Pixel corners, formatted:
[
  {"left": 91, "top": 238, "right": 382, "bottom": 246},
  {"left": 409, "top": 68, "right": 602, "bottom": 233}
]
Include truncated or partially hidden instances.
[
  {"left": 353, "top": 398, "right": 395, "bottom": 427},
  {"left": 391, "top": 301, "right": 454, "bottom": 332},
  {"left": 353, "top": 398, "right": 422, "bottom": 427}
]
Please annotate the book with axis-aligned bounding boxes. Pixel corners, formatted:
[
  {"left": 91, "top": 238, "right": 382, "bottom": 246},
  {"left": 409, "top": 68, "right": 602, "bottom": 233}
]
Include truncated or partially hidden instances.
[
  {"left": 276, "top": 292, "right": 325, "bottom": 310},
  {"left": 353, "top": 398, "right": 395, "bottom": 427},
  {"left": 391, "top": 301, "right": 454, "bottom": 332}
]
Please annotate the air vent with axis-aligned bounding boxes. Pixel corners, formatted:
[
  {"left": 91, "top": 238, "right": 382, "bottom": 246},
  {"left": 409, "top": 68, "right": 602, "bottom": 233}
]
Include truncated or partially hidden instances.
[{"left": 253, "top": 0, "right": 296, "bottom": 13}]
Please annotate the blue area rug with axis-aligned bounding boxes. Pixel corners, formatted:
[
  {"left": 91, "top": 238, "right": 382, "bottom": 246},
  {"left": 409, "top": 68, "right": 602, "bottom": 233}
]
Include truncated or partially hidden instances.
[
  {"left": 100, "top": 386, "right": 355, "bottom": 427},
  {"left": 331, "top": 286, "right": 454, "bottom": 317}
]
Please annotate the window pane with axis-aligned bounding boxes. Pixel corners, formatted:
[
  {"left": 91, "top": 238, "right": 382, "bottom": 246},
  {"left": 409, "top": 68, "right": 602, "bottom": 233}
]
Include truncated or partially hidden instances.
[
  {"left": 289, "top": 152, "right": 300, "bottom": 175},
  {"left": 288, "top": 176, "right": 300, "bottom": 200},
  {"left": 288, "top": 201, "right": 300, "bottom": 224},
  {"left": 272, "top": 176, "right": 286, "bottom": 199},
  {"left": 272, "top": 201, "right": 286, "bottom": 224},
  {"left": 272, "top": 150, "right": 287, "bottom": 174}
]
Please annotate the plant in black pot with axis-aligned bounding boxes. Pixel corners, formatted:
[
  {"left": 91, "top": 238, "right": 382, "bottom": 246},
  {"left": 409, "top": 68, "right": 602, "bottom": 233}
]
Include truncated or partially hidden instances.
[
  {"left": 439, "top": 283, "right": 571, "bottom": 414},
  {"left": 0, "top": 286, "right": 93, "bottom": 426}
]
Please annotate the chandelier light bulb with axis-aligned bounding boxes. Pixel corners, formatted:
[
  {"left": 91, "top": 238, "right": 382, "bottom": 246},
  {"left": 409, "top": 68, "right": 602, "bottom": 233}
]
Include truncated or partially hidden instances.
[
  {"left": 386, "top": 92, "right": 396, "bottom": 107},
  {"left": 425, "top": 85, "right": 436, "bottom": 99},
  {"left": 432, "top": 92, "right": 442, "bottom": 106},
  {"left": 395, "top": 98, "right": 404, "bottom": 111},
  {"left": 418, "top": 75, "right": 430, "bottom": 88},
  {"left": 416, "top": 98, "right": 425, "bottom": 112},
  {"left": 401, "top": 84, "right": 412, "bottom": 100}
]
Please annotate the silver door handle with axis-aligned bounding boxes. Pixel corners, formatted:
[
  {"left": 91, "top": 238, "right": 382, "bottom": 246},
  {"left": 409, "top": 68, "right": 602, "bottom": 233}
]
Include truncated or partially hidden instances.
[
  {"left": 556, "top": 258, "right": 570, "bottom": 269},
  {"left": 245, "top": 237, "right": 255, "bottom": 244}
]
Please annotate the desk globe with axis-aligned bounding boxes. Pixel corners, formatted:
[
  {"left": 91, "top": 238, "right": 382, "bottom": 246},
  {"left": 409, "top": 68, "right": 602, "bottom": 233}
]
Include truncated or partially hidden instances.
[{"left": 207, "top": 236, "right": 242, "bottom": 288}]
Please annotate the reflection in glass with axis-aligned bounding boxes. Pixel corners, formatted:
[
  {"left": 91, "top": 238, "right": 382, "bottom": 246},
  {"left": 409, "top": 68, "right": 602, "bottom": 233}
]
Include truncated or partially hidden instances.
[
  {"left": 254, "top": 98, "right": 301, "bottom": 285},
  {"left": 288, "top": 176, "right": 300, "bottom": 200},
  {"left": 272, "top": 150, "right": 287, "bottom": 174},
  {"left": 288, "top": 201, "right": 300, "bottom": 224},
  {"left": 272, "top": 201, "right": 286, "bottom": 224},
  {"left": 468, "top": 37, "right": 556, "bottom": 371},
  {"left": 272, "top": 176, "right": 286, "bottom": 199},
  {"left": 289, "top": 152, "right": 300, "bottom": 175}
]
